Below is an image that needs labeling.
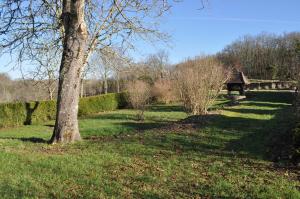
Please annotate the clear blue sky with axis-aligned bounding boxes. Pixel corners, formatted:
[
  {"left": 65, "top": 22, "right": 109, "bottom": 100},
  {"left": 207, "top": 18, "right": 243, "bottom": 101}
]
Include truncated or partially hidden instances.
[
  {"left": 140, "top": 0, "right": 300, "bottom": 64},
  {"left": 1, "top": 0, "right": 300, "bottom": 78}
]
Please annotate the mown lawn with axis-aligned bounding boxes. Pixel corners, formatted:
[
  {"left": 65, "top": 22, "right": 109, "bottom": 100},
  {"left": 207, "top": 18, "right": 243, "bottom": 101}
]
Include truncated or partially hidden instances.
[{"left": 0, "top": 91, "right": 299, "bottom": 198}]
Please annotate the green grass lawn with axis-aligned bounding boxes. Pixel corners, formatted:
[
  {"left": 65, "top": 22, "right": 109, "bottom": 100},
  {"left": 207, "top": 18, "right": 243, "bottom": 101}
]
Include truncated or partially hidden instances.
[{"left": 0, "top": 91, "right": 299, "bottom": 198}]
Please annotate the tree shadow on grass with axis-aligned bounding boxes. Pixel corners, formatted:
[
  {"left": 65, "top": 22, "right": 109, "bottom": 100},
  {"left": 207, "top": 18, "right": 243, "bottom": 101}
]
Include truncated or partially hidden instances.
[
  {"left": 246, "top": 91, "right": 294, "bottom": 103},
  {"left": 241, "top": 102, "right": 291, "bottom": 108},
  {"left": 20, "top": 137, "right": 48, "bottom": 143},
  {"left": 83, "top": 113, "right": 174, "bottom": 126},
  {"left": 147, "top": 105, "right": 184, "bottom": 113},
  {"left": 106, "top": 110, "right": 291, "bottom": 161},
  {"left": 44, "top": 124, "right": 55, "bottom": 128},
  {"left": 12, "top": 91, "right": 294, "bottom": 162},
  {"left": 83, "top": 113, "right": 137, "bottom": 121},
  {"left": 24, "top": 102, "right": 39, "bottom": 125},
  {"left": 92, "top": 91, "right": 295, "bottom": 161},
  {"left": 0, "top": 137, "right": 48, "bottom": 143},
  {"left": 84, "top": 113, "right": 268, "bottom": 160},
  {"left": 223, "top": 108, "right": 279, "bottom": 115},
  {"left": 118, "top": 121, "right": 168, "bottom": 131},
  {"left": 157, "top": 115, "right": 267, "bottom": 158}
]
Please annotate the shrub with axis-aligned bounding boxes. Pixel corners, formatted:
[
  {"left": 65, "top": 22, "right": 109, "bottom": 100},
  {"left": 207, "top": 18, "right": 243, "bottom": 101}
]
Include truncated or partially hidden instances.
[
  {"left": 151, "top": 79, "right": 177, "bottom": 104},
  {"left": 27, "top": 101, "right": 57, "bottom": 125},
  {"left": 0, "top": 93, "right": 127, "bottom": 128},
  {"left": 0, "top": 102, "right": 26, "bottom": 127},
  {"left": 174, "top": 56, "right": 230, "bottom": 115},
  {"left": 78, "top": 93, "right": 127, "bottom": 116},
  {"left": 126, "top": 80, "right": 151, "bottom": 120}
]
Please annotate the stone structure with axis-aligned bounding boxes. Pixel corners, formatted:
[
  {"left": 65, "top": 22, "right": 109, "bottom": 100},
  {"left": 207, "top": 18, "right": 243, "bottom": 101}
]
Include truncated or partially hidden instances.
[{"left": 226, "top": 70, "right": 250, "bottom": 95}]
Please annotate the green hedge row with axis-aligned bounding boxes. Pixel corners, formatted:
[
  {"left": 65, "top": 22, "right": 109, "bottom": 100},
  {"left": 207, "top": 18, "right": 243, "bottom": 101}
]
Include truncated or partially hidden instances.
[
  {"left": 0, "top": 93, "right": 127, "bottom": 128},
  {"left": 78, "top": 93, "right": 127, "bottom": 116}
]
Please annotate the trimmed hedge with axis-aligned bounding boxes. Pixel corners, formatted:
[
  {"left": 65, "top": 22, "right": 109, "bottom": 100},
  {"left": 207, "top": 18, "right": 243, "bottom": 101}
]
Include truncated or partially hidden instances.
[
  {"left": 0, "top": 93, "right": 127, "bottom": 128},
  {"left": 78, "top": 93, "right": 127, "bottom": 116},
  {"left": 0, "top": 102, "right": 27, "bottom": 127}
]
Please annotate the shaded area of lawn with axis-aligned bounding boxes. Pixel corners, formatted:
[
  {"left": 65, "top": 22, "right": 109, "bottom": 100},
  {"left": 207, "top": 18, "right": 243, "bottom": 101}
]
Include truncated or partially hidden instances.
[
  {"left": 0, "top": 91, "right": 298, "bottom": 198},
  {"left": 83, "top": 91, "right": 294, "bottom": 161}
]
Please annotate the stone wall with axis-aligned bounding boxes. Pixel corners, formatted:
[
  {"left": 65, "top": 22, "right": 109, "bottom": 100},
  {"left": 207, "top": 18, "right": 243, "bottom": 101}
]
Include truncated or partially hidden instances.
[{"left": 247, "top": 81, "right": 296, "bottom": 90}]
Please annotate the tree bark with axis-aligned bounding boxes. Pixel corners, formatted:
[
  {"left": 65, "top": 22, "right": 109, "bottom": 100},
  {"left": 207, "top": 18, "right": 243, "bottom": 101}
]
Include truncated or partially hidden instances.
[{"left": 50, "top": 0, "right": 88, "bottom": 143}]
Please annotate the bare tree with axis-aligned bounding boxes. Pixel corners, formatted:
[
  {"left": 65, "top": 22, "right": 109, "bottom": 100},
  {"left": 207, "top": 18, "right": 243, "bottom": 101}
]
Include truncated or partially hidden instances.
[
  {"left": 0, "top": 0, "right": 172, "bottom": 143},
  {"left": 89, "top": 49, "right": 113, "bottom": 94},
  {"left": 145, "top": 50, "right": 170, "bottom": 79},
  {"left": 217, "top": 32, "right": 300, "bottom": 80},
  {"left": 79, "top": 59, "right": 102, "bottom": 97},
  {"left": 29, "top": 44, "right": 60, "bottom": 100},
  {"left": 108, "top": 48, "right": 131, "bottom": 93}
]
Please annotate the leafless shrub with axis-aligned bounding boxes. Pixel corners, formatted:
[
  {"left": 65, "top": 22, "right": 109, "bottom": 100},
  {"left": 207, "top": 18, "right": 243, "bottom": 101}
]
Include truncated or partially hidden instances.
[
  {"left": 126, "top": 80, "right": 151, "bottom": 120},
  {"left": 0, "top": 73, "right": 13, "bottom": 103},
  {"left": 174, "top": 56, "right": 231, "bottom": 115},
  {"left": 151, "top": 79, "right": 177, "bottom": 104}
]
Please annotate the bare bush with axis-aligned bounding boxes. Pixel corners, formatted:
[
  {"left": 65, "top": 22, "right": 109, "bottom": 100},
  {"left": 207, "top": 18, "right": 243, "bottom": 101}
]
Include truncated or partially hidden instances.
[
  {"left": 0, "top": 73, "right": 13, "bottom": 103},
  {"left": 0, "top": 74, "right": 55, "bottom": 103},
  {"left": 126, "top": 80, "right": 151, "bottom": 120},
  {"left": 151, "top": 79, "right": 177, "bottom": 104},
  {"left": 174, "top": 56, "right": 230, "bottom": 115}
]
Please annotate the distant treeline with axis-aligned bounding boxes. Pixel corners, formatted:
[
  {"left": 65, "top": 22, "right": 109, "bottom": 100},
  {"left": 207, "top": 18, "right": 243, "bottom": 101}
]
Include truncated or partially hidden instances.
[
  {"left": 2, "top": 32, "right": 300, "bottom": 103},
  {"left": 0, "top": 73, "right": 119, "bottom": 103},
  {"left": 217, "top": 32, "right": 300, "bottom": 80}
]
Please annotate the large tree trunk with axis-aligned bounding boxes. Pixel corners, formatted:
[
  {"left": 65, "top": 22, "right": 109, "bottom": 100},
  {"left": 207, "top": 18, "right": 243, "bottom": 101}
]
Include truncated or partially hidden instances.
[{"left": 50, "top": 0, "right": 88, "bottom": 143}]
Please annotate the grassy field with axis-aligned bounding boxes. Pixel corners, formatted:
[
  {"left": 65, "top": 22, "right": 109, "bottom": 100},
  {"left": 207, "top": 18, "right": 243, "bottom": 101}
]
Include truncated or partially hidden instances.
[{"left": 0, "top": 91, "right": 299, "bottom": 198}]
